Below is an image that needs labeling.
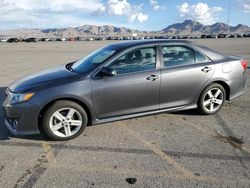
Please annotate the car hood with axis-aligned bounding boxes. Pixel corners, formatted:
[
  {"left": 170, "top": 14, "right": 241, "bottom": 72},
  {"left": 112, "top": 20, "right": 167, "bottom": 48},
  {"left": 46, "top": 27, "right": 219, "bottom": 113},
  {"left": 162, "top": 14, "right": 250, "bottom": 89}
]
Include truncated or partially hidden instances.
[{"left": 9, "top": 65, "right": 80, "bottom": 93}]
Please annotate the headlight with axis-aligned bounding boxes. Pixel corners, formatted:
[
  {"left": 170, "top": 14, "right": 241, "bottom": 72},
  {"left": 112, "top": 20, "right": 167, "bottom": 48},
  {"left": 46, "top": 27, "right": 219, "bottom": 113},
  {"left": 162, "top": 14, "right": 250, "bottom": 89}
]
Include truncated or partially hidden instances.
[{"left": 10, "top": 93, "right": 35, "bottom": 104}]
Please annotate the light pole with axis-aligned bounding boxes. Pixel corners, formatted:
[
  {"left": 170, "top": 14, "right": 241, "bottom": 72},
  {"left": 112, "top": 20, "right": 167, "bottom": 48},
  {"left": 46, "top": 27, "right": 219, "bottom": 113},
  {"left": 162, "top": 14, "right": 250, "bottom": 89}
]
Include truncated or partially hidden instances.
[{"left": 227, "top": 1, "right": 231, "bottom": 35}]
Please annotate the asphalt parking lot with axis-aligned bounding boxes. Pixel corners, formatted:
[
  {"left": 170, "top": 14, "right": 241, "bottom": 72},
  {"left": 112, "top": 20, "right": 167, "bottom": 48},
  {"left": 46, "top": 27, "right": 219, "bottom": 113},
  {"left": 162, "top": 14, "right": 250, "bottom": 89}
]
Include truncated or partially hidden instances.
[{"left": 0, "top": 39, "right": 250, "bottom": 187}]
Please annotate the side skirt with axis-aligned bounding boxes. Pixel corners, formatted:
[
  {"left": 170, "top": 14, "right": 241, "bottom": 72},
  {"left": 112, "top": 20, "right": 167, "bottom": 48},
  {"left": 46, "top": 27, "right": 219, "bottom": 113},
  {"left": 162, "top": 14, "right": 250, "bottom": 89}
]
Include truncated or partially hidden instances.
[{"left": 93, "top": 104, "right": 197, "bottom": 125}]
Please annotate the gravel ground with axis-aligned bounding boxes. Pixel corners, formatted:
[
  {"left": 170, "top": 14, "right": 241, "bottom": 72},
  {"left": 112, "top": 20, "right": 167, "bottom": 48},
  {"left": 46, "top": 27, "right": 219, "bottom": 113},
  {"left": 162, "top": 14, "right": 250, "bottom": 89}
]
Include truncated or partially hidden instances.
[{"left": 0, "top": 38, "right": 250, "bottom": 188}]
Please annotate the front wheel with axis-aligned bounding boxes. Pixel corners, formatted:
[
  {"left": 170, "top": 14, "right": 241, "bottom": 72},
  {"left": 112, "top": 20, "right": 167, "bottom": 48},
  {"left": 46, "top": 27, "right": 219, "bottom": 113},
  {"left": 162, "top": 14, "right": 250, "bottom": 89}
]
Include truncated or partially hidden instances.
[
  {"left": 198, "top": 83, "right": 226, "bottom": 115},
  {"left": 42, "top": 100, "right": 88, "bottom": 141}
]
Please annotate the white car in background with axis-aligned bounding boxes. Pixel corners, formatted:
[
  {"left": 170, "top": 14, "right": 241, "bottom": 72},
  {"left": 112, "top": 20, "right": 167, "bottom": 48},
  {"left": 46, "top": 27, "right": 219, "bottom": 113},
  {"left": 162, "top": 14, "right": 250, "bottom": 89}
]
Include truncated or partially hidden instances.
[{"left": 0, "top": 37, "right": 7, "bottom": 42}]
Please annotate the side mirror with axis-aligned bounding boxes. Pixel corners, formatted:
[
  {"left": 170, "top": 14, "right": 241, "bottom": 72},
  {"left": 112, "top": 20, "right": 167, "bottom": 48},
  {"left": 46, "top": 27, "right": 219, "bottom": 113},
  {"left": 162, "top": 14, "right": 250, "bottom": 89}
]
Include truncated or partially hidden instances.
[{"left": 99, "top": 67, "right": 117, "bottom": 77}]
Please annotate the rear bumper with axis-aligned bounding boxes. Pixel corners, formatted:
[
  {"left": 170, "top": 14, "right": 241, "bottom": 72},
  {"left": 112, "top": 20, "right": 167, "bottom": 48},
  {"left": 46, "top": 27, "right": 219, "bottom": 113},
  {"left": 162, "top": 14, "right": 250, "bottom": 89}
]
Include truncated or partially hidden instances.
[
  {"left": 2, "top": 100, "right": 40, "bottom": 136},
  {"left": 229, "top": 71, "right": 247, "bottom": 100}
]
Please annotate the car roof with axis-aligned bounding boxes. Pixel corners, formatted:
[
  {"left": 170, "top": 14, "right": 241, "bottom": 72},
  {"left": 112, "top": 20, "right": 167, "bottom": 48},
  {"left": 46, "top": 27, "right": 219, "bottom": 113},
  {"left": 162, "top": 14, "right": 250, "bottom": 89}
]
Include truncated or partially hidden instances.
[{"left": 110, "top": 39, "right": 192, "bottom": 49}]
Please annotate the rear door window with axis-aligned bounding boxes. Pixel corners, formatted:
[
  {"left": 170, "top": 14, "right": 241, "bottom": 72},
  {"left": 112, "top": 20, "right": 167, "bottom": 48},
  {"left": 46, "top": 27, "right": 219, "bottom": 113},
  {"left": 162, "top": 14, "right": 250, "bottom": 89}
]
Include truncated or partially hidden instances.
[
  {"left": 194, "top": 50, "right": 211, "bottom": 63},
  {"left": 162, "top": 46, "right": 195, "bottom": 68}
]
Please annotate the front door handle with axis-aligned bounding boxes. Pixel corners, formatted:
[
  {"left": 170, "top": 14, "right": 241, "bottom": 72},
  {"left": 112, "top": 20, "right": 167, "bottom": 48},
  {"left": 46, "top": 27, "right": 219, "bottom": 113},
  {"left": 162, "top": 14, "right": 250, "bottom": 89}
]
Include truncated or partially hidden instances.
[
  {"left": 201, "top": 66, "right": 212, "bottom": 73},
  {"left": 146, "top": 75, "right": 159, "bottom": 81}
]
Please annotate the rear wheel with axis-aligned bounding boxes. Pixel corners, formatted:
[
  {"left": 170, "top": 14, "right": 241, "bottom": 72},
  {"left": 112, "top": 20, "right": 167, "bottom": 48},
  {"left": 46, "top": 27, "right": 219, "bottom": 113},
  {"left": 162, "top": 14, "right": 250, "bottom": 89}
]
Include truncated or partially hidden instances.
[
  {"left": 42, "top": 100, "right": 88, "bottom": 140},
  {"left": 198, "top": 83, "right": 226, "bottom": 115}
]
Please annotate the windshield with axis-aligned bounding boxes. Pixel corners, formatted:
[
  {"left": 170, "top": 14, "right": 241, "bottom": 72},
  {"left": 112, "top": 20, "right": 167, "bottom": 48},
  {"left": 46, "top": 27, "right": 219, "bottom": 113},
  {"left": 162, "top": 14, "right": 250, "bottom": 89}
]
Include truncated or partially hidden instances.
[{"left": 72, "top": 46, "right": 118, "bottom": 73}]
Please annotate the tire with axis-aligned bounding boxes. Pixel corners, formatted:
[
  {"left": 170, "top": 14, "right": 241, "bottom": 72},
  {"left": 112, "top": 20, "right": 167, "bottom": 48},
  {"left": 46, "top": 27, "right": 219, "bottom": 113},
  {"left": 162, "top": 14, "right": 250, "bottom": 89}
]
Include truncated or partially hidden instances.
[
  {"left": 42, "top": 100, "right": 88, "bottom": 141},
  {"left": 198, "top": 83, "right": 226, "bottom": 115}
]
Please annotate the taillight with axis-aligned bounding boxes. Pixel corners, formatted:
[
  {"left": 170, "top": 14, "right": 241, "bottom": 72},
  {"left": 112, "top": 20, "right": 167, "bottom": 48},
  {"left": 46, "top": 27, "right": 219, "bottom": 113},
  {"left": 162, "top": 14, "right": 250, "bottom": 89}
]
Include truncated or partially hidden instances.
[{"left": 241, "top": 60, "right": 248, "bottom": 70}]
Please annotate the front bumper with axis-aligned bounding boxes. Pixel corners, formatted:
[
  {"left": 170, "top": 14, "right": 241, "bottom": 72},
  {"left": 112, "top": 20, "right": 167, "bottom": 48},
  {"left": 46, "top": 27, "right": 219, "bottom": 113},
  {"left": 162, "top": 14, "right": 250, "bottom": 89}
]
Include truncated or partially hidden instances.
[{"left": 2, "top": 99, "right": 40, "bottom": 136}]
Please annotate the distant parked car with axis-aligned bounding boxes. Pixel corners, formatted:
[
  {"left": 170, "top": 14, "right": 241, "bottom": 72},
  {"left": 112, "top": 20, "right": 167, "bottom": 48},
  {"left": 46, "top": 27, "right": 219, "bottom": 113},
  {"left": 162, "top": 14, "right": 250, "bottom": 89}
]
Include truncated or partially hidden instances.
[
  {"left": 40, "top": 38, "right": 49, "bottom": 42},
  {"left": 236, "top": 34, "right": 243, "bottom": 38},
  {"left": 0, "top": 37, "right": 8, "bottom": 42},
  {"left": 3, "top": 40, "right": 248, "bottom": 140},
  {"left": 228, "top": 34, "right": 236, "bottom": 38},
  {"left": 211, "top": 34, "right": 218, "bottom": 38},
  {"left": 24, "top": 38, "right": 37, "bottom": 42},
  {"left": 68, "top": 37, "right": 76, "bottom": 41},
  {"left": 217, "top": 34, "right": 226, "bottom": 38},
  {"left": 183, "top": 35, "right": 192, "bottom": 39},
  {"left": 48, "top": 38, "right": 55, "bottom": 42},
  {"left": 201, "top": 35, "right": 206, "bottom": 39},
  {"left": 95, "top": 37, "right": 103, "bottom": 41},
  {"left": 6, "top": 38, "right": 18, "bottom": 43},
  {"left": 205, "top": 34, "right": 212, "bottom": 39},
  {"left": 106, "top": 37, "right": 115, "bottom": 40},
  {"left": 243, "top": 33, "right": 250, "bottom": 37}
]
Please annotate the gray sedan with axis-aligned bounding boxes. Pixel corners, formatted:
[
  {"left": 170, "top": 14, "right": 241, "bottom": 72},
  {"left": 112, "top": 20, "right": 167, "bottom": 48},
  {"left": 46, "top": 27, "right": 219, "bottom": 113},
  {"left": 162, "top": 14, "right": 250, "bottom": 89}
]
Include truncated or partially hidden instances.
[{"left": 3, "top": 40, "right": 248, "bottom": 140}]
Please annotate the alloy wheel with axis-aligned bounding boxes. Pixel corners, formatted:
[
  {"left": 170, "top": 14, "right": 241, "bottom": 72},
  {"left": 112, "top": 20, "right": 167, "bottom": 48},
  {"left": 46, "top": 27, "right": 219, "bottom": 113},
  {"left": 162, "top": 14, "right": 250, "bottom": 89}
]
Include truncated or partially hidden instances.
[
  {"left": 202, "top": 88, "right": 224, "bottom": 112},
  {"left": 49, "top": 107, "right": 82, "bottom": 138}
]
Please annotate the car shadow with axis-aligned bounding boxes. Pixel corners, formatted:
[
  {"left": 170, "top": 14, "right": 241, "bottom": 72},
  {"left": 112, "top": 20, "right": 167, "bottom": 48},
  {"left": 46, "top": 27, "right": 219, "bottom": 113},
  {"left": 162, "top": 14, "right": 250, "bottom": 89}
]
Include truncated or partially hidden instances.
[
  {"left": 0, "top": 87, "right": 46, "bottom": 141},
  {"left": 170, "top": 109, "right": 202, "bottom": 116}
]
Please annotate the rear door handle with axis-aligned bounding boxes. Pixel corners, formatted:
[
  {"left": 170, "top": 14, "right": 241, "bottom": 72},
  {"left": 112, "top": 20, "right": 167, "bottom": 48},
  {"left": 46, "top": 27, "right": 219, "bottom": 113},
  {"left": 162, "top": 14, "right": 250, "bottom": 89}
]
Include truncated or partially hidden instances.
[
  {"left": 146, "top": 75, "right": 159, "bottom": 81},
  {"left": 201, "top": 66, "right": 212, "bottom": 73}
]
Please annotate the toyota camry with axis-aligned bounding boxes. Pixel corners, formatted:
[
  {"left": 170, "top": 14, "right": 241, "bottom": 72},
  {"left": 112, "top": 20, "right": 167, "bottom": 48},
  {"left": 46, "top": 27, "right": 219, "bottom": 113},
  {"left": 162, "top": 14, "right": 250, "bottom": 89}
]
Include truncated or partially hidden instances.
[{"left": 3, "top": 40, "right": 248, "bottom": 140}]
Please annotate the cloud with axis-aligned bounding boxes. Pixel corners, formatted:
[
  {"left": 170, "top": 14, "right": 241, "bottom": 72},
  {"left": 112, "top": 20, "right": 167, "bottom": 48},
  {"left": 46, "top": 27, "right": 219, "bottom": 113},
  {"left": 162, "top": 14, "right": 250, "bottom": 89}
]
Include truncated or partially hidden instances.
[
  {"left": 240, "top": 0, "right": 250, "bottom": 12},
  {"left": 0, "top": 0, "right": 103, "bottom": 12},
  {"left": 106, "top": 0, "right": 130, "bottom": 15},
  {"left": 0, "top": 12, "right": 116, "bottom": 30},
  {"left": 1, "top": 0, "right": 148, "bottom": 29},
  {"left": 244, "top": 4, "right": 250, "bottom": 12},
  {"left": 129, "top": 12, "right": 149, "bottom": 23},
  {"left": 149, "top": 0, "right": 160, "bottom": 10},
  {"left": 149, "top": 0, "right": 164, "bottom": 10},
  {"left": 95, "top": 0, "right": 148, "bottom": 23},
  {"left": 177, "top": 2, "right": 223, "bottom": 25}
]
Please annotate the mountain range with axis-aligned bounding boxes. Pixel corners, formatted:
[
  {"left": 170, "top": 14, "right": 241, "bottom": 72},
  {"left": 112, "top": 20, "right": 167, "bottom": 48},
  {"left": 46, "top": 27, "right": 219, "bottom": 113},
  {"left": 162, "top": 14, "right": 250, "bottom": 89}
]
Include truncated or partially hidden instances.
[
  {"left": 0, "top": 20, "right": 250, "bottom": 38},
  {"left": 161, "top": 20, "right": 250, "bottom": 35}
]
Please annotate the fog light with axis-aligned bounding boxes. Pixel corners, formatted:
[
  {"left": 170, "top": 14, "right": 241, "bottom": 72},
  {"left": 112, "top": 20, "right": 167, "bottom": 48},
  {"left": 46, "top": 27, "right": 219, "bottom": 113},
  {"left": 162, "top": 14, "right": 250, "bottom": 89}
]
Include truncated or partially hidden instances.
[
  {"left": 7, "top": 118, "right": 19, "bottom": 130},
  {"left": 13, "top": 120, "right": 18, "bottom": 128},
  {"left": 7, "top": 118, "right": 13, "bottom": 124}
]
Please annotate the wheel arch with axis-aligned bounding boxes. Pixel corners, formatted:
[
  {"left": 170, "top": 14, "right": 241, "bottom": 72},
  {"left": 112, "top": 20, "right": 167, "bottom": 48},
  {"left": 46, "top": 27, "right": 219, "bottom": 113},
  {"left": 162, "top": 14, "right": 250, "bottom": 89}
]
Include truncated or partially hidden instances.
[
  {"left": 200, "top": 80, "right": 230, "bottom": 101},
  {"left": 38, "top": 97, "right": 94, "bottom": 128},
  {"left": 211, "top": 80, "right": 230, "bottom": 101}
]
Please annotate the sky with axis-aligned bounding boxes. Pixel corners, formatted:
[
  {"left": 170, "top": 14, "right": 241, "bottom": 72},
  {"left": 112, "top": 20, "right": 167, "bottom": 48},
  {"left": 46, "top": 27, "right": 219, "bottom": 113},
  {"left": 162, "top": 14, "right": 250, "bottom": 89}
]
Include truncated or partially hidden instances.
[{"left": 0, "top": 0, "right": 250, "bottom": 31}]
